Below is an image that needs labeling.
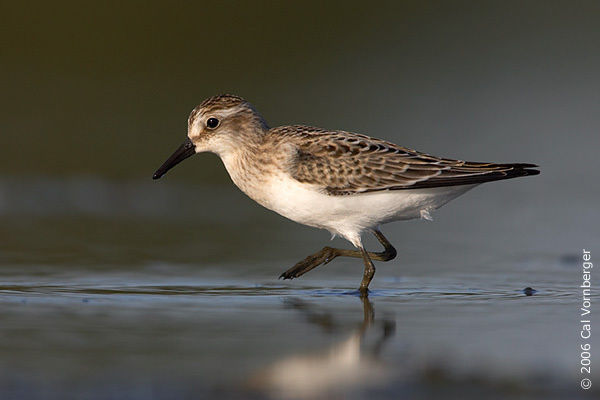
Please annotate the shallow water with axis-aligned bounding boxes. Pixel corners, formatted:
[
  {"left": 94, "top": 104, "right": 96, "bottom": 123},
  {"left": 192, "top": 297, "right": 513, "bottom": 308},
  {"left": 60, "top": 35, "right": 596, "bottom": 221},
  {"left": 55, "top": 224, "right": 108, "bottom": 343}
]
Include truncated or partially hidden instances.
[{"left": 0, "top": 178, "right": 597, "bottom": 399}]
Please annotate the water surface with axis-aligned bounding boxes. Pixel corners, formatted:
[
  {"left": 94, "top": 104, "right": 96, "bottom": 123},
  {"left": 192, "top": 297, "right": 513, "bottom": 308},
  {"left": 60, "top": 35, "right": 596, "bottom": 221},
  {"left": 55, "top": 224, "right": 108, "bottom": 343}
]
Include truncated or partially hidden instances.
[{"left": 0, "top": 178, "right": 596, "bottom": 399}]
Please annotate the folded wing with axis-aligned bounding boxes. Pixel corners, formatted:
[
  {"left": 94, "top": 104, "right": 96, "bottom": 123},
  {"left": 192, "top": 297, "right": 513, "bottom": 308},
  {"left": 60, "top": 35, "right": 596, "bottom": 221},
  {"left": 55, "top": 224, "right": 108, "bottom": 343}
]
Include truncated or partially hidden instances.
[{"left": 281, "top": 126, "right": 539, "bottom": 195}]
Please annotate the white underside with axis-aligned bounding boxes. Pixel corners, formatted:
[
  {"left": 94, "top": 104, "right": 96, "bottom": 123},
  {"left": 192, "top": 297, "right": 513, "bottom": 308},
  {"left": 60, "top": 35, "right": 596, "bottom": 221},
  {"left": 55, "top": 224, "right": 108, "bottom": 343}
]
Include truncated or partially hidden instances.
[{"left": 238, "top": 170, "right": 476, "bottom": 248}]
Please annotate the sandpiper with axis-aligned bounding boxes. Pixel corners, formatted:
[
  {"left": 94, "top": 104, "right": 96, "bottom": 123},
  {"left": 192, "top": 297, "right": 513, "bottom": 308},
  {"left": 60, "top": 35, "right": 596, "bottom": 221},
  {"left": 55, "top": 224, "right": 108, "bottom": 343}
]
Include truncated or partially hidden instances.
[{"left": 153, "top": 94, "right": 539, "bottom": 293}]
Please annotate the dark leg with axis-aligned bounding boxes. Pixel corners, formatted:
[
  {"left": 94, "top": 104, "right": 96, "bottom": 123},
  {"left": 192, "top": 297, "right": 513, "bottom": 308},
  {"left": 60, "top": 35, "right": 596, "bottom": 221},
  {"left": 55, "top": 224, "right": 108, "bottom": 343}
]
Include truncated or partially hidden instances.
[
  {"left": 279, "top": 229, "right": 396, "bottom": 281},
  {"left": 358, "top": 246, "right": 376, "bottom": 293}
]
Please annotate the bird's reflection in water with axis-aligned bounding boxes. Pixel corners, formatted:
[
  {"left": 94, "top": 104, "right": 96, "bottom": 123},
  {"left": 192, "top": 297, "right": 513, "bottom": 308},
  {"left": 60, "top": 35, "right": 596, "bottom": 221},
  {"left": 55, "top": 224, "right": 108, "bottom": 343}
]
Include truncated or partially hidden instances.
[{"left": 247, "top": 296, "right": 395, "bottom": 399}]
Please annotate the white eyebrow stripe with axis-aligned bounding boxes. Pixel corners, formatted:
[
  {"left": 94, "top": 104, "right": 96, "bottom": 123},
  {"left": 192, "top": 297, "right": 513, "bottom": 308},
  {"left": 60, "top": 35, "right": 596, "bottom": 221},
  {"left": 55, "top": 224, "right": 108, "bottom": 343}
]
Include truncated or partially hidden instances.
[
  {"left": 190, "top": 104, "right": 246, "bottom": 127},
  {"left": 210, "top": 105, "right": 246, "bottom": 120}
]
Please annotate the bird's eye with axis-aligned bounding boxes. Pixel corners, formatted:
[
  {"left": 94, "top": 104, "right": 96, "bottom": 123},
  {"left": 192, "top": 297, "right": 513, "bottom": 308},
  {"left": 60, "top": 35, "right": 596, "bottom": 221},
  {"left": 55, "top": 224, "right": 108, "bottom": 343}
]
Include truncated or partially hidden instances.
[{"left": 206, "top": 117, "right": 220, "bottom": 129}]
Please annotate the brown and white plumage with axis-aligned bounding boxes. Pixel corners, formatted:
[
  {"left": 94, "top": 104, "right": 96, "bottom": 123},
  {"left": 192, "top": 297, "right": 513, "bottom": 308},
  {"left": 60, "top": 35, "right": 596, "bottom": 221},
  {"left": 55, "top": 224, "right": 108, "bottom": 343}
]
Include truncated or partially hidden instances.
[
  {"left": 274, "top": 125, "right": 538, "bottom": 195},
  {"left": 153, "top": 94, "right": 540, "bottom": 292}
]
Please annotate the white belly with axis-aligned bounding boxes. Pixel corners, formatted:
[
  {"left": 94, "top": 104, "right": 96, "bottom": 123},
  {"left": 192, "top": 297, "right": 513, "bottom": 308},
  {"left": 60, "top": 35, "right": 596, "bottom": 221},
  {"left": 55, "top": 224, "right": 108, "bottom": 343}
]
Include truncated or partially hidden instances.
[{"left": 240, "top": 171, "right": 476, "bottom": 247}]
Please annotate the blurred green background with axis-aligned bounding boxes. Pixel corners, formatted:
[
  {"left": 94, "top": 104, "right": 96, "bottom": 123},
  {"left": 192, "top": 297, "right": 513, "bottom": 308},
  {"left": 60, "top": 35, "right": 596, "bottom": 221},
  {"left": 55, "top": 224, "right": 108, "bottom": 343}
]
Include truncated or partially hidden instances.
[
  {"left": 1, "top": 3, "right": 599, "bottom": 398},
  {"left": 2, "top": 0, "right": 598, "bottom": 186}
]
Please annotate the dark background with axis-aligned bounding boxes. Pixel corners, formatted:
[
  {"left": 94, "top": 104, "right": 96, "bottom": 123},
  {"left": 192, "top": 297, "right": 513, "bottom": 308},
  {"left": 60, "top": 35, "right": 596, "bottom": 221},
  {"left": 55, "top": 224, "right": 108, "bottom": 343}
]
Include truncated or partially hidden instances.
[
  {"left": 0, "top": 2, "right": 598, "bottom": 398},
  {"left": 2, "top": 0, "right": 598, "bottom": 188}
]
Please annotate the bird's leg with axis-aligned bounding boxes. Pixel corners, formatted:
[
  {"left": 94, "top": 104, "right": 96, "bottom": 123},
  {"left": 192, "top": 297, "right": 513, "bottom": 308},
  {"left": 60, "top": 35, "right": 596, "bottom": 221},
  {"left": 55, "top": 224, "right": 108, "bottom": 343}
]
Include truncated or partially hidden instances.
[
  {"left": 358, "top": 246, "right": 380, "bottom": 293},
  {"left": 368, "top": 229, "right": 397, "bottom": 261},
  {"left": 279, "top": 229, "right": 396, "bottom": 280}
]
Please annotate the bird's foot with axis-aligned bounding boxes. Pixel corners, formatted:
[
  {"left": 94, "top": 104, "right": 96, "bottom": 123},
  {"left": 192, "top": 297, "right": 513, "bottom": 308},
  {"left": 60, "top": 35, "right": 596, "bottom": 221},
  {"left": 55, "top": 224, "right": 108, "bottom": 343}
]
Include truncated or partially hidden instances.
[{"left": 279, "top": 246, "right": 340, "bottom": 280}]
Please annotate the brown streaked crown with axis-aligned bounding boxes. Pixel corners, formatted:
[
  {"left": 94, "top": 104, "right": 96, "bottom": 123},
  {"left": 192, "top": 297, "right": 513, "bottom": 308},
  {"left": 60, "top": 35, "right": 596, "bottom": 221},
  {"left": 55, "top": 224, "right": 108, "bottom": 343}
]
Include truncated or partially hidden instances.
[{"left": 188, "top": 94, "right": 269, "bottom": 132}]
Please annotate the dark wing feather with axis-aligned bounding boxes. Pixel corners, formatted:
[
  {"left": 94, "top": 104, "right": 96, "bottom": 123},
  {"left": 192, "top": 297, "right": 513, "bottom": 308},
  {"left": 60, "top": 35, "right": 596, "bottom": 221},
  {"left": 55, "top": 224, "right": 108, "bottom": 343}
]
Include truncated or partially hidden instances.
[{"left": 278, "top": 126, "right": 539, "bottom": 195}]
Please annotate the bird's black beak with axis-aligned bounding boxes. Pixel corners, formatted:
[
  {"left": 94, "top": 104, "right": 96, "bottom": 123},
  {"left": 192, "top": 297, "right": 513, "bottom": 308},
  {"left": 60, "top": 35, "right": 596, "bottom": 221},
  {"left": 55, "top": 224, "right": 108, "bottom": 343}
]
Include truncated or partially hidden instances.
[{"left": 152, "top": 138, "right": 196, "bottom": 179}]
